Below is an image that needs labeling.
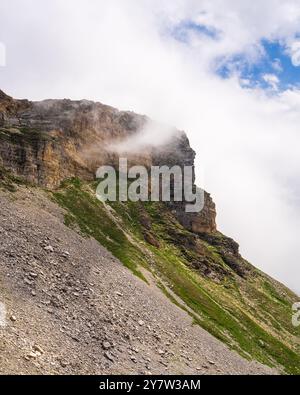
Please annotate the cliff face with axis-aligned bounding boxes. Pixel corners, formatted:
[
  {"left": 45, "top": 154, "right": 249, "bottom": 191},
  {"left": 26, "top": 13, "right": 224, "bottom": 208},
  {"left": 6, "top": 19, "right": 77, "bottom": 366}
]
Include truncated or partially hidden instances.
[{"left": 0, "top": 90, "right": 216, "bottom": 233}]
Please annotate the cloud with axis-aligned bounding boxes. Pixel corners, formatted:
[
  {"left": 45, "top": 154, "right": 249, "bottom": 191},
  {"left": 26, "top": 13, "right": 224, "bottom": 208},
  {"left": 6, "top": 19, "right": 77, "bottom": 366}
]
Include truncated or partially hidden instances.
[
  {"left": 262, "top": 73, "right": 280, "bottom": 89},
  {"left": 0, "top": 42, "right": 5, "bottom": 67},
  {"left": 171, "top": 20, "right": 221, "bottom": 44},
  {"left": 287, "top": 40, "right": 300, "bottom": 66},
  {"left": 108, "top": 119, "right": 178, "bottom": 154},
  {"left": 0, "top": 0, "right": 300, "bottom": 293}
]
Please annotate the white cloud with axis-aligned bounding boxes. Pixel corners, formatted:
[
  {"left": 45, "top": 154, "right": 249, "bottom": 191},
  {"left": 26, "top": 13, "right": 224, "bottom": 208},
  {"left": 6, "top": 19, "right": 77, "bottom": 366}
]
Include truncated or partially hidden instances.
[
  {"left": 108, "top": 120, "right": 177, "bottom": 154},
  {"left": 287, "top": 40, "right": 300, "bottom": 66},
  {"left": 263, "top": 73, "right": 280, "bottom": 89},
  {"left": 0, "top": 42, "right": 5, "bottom": 67},
  {"left": 0, "top": 0, "right": 300, "bottom": 293}
]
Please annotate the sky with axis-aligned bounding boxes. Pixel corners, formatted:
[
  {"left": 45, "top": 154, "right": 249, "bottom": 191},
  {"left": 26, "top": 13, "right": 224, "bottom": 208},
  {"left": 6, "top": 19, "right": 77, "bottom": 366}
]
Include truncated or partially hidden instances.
[{"left": 0, "top": 0, "right": 300, "bottom": 294}]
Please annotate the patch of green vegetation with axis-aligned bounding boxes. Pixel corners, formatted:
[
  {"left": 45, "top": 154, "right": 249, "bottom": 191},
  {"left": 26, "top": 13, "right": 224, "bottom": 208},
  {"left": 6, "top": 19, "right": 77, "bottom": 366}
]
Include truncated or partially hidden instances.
[
  {"left": 52, "top": 178, "right": 148, "bottom": 282},
  {"left": 0, "top": 126, "right": 51, "bottom": 147},
  {"left": 0, "top": 165, "right": 30, "bottom": 191},
  {"left": 263, "top": 280, "right": 290, "bottom": 307},
  {"left": 156, "top": 281, "right": 187, "bottom": 311},
  {"left": 146, "top": 242, "right": 300, "bottom": 371},
  {"left": 52, "top": 178, "right": 300, "bottom": 374}
]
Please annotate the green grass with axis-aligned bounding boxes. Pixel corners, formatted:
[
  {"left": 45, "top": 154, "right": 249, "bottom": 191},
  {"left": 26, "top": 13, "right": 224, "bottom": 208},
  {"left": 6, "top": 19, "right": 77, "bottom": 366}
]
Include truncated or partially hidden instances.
[
  {"left": 0, "top": 126, "right": 55, "bottom": 153},
  {"left": 52, "top": 178, "right": 300, "bottom": 374},
  {"left": 147, "top": 242, "right": 300, "bottom": 371},
  {"left": 52, "top": 178, "right": 148, "bottom": 282},
  {"left": 0, "top": 165, "right": 31, "bottom": 191}
]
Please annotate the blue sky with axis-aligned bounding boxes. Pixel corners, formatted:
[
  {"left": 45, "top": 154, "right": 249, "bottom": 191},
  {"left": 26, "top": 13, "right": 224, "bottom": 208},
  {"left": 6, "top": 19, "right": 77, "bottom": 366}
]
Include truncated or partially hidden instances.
[
  {"left": 171, "top": 20, "right": 221, "bottom": 43},
  {"left": 217, "top": 40, "right": 300, "bottom": 91},
  {"left": 171, "top": 21, "right": 300, "bottom": 92}
]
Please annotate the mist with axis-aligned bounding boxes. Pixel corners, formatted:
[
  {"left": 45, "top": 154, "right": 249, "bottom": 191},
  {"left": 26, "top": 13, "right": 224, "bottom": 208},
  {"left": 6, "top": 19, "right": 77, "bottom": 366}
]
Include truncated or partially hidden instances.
[{"left": 108, "top": 120, "right": 178, "bottom": 155}]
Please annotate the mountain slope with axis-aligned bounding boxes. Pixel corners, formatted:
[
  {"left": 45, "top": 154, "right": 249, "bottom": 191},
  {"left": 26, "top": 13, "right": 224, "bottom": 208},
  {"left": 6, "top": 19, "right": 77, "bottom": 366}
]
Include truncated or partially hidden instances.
[
  {"left": 0, "top": 186, "right": 276, "bottom": 375},
  {"left": 51, "top": 178, "right": 300, "bottom": 374},
  {"left": 0, "top": 90, "right": 299, "bottom": 374}
]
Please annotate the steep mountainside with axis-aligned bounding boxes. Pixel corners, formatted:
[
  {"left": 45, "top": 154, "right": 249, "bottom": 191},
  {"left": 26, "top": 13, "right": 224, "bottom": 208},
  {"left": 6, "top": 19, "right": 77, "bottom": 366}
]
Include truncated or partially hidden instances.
[
  {"left": 0, "top": 90, "right": 299, "bottom": 374},
  {"left": 0, "top": 186, "right": 275, "bottom": 375}
]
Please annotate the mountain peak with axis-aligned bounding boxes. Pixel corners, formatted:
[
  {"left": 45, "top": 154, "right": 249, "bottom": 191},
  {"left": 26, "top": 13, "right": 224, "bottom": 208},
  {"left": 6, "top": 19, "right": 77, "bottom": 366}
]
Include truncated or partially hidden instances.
[{"left": 0, "top": 89, "right": 11, "bottom": 100}]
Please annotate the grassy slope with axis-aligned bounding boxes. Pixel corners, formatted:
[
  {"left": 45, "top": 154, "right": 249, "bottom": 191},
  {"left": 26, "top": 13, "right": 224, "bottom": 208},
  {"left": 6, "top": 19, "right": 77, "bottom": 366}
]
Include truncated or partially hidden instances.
[
  {"left": 0, "top": 165, "right": 32, "bottom": 192},
  {"left": 49, "top": 178, "right": 300, "bottom": 374}
]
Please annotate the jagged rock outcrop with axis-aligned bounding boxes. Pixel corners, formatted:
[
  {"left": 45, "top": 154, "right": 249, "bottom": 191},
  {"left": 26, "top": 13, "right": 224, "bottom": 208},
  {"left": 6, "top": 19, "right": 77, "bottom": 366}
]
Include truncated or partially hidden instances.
[{"left": 0, "top": 90, "right": 216, "bottom": 234}]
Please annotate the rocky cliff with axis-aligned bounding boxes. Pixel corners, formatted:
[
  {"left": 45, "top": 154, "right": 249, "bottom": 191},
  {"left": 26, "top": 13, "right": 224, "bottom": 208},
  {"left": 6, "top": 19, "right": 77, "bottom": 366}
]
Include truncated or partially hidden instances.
[{"left": 0, "top": 90, "right": 216, "bottom": 234}]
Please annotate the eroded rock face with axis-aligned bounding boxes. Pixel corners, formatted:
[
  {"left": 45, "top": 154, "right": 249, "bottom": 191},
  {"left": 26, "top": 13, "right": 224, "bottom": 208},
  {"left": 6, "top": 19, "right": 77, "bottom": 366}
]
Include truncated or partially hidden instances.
[
  {"left": 0, "top": 90, "right": 142, "bottom": 187},
  {"left": 0, "top": 90, "right": 217, "bottom": 233},
  {"left": 174, "top": 192, "right": 217, "bottom": 234}
]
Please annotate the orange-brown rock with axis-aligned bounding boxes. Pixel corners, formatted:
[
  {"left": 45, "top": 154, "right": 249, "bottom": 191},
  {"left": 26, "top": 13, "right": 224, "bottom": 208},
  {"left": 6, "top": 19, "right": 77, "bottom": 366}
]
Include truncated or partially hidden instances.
[{"left": 0, "top": 90, "right": 217, "bottom": 234}]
